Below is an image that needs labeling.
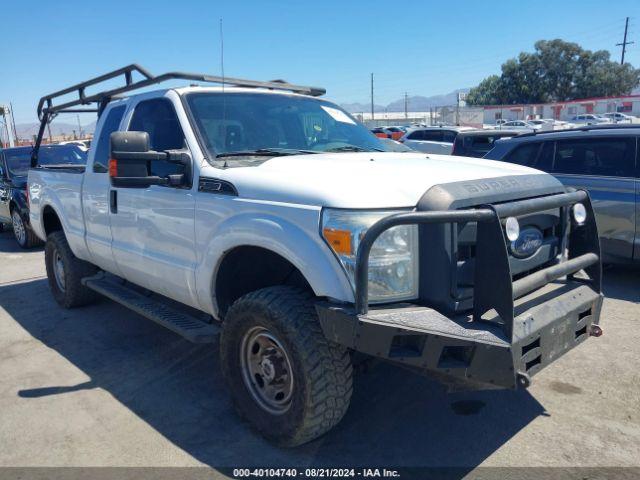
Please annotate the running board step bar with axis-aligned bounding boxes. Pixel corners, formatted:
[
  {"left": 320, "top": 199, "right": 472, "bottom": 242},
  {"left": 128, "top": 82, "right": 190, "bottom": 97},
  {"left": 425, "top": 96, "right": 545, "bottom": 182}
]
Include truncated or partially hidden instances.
[{"left": 82, "top": 274, "right": 219, "bottom": 343}]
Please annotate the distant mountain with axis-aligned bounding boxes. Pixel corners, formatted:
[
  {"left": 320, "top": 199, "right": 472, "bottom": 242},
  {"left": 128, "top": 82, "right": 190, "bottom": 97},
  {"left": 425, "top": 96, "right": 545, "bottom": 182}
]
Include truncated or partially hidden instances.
[
  {"left": 341, "top": 88, "right": 470, "bottom": 113},
  {"left": 15, "top": 120, "right": 95, "bottom": 140},
  {"left": 340, "top": 102, "right": 387, "bottom": 113}
]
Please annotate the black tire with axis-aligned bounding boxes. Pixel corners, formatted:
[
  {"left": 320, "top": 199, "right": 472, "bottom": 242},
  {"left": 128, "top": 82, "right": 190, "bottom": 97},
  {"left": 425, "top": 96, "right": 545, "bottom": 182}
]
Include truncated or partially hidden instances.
[
  {"left": 220, "top": 286, "right": 353, "bottom": 447},
  {"left": 45, "top": 231, "right": 99, "bottom": 308},
  {"left": 11, "top": 209, "right": 42, "bottom": 249}
]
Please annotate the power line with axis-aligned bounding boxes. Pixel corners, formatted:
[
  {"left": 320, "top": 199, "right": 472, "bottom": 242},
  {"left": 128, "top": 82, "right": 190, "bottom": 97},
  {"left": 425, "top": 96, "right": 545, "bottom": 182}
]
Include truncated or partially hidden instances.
[{"left": 616, "top": 17, "right": 634, "bottom": 64}]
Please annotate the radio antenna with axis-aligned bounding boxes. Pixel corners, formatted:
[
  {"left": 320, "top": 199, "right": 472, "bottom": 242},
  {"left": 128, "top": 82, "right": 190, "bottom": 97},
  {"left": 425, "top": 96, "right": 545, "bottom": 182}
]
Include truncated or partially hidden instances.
[
  {"left": 220, "top": 17, "right": 228, "bottom": 163},
  {"left": 219, "top": 18, "right": 225, "bottom": 90}
]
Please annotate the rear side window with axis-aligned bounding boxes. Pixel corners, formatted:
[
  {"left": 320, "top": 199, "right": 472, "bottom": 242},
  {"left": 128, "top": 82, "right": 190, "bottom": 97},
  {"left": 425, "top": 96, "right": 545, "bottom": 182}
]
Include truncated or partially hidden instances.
[
  {"left": 93, "top": 105, "right": 126, "bottom": 173},
  {"left": 504, "top": 143, "right": 541, "bottom": 167},
  {"left": 407, "top": 130, "right": 424, "bottom": 140},
  {"left": 441, "top": 130, "right": 457, "bottom": 142},
  {"left": 553, "top": 137, "right": 636, "bottom": 177},
  {"left": 422, "top": 131, "right": 444, "bottom": 142}
]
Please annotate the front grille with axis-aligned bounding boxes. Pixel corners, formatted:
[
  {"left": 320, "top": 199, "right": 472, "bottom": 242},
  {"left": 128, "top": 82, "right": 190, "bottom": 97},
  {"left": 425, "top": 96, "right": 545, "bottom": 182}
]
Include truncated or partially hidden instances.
[{"left": 419, "top": 205, "right": 564, "bottom": 315}]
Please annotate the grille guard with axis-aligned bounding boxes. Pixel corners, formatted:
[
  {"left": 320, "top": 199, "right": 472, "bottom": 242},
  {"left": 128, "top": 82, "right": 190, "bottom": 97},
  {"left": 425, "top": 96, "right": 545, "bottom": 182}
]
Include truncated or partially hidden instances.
[{"left": 354, "top": 189, "right": 601, "bottom": 342}]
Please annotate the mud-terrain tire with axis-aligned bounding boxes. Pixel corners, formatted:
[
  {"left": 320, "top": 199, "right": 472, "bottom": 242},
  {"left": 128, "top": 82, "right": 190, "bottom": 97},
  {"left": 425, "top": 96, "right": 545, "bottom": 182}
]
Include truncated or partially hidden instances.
[
  {"left": 220, "top": 286, "right": 353, "bottom": 447},
  {"left": 45, "top": 231, "right": 99, "bottom": 308},
  {"left": 12, "top": 209, "right": 42, "bottom": 249}
]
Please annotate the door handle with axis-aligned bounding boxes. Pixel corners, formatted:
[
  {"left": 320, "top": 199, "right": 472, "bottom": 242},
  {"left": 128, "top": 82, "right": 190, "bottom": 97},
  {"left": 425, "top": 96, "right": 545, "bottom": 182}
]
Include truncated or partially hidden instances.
[{"left": 110, "top": 190, "right": 117, "bottom": 214}]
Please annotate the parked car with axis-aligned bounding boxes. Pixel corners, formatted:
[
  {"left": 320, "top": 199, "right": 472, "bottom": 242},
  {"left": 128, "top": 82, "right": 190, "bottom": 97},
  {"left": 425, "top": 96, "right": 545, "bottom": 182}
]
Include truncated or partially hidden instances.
[
  {"left": 380, "top": 126, "right": 405, "bottom": 141},
  {"left": 399, "top": 126, "right": 474, "bottom": 154},
  {"left": 497, "top": 120, "right": 541, "bottom": 132},
  {"left": 378, "top": 137, "right": 415, "bottom": 152},
  {"left": 601, "top": 112, "right": 635, "bottom": 123},
  {"left": 485, "top": 125, "right": 640, "bottom": 264},
  {"left": 59, "top": 139, "right": 92, "bottom": 151},
  {"left": 370, "top": 127, "right": 390, "bottom": 138},
  {"left": 451, "top": 130, "right": 520, "bottom": 157},
  {"left": 28, "top": 65, "right": 604, "bottom": 447},
  {"left": 570, "top": 114, "right": 611, "bottom": 125},
  {"left": 0, "top": 144, "right": 87, "bottom": 248}
]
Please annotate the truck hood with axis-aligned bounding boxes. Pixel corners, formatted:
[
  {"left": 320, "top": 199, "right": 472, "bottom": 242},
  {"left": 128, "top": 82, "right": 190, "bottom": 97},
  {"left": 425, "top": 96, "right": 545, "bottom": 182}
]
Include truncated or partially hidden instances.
[{"left": 211, "top": 152, "right": 556, "bottom": 208}]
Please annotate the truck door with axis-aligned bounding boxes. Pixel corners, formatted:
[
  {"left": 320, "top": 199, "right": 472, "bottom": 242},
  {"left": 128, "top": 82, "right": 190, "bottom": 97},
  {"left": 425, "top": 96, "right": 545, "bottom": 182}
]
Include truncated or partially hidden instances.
[
  {"left": 82, "top": 104, "right": 127, "bottom": 273},
  {"left": 108, "top": 96, "right": 198, "bottom": 308},
  {"left": 552, "top": 136, "right": 636, "bottom": 262}
]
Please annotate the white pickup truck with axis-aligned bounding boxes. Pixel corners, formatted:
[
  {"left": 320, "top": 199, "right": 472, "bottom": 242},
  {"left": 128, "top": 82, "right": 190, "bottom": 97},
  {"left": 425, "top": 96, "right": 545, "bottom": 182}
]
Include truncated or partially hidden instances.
[{"left": 28, "top": 65, "right": 604, "bottom": 446}]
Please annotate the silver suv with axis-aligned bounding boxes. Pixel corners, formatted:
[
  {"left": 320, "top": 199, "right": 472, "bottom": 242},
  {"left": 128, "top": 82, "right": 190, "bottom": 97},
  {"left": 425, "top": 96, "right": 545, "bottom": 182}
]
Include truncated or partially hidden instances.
[{"left": 485, "top": 125, "right": 639, "bottom": 264}]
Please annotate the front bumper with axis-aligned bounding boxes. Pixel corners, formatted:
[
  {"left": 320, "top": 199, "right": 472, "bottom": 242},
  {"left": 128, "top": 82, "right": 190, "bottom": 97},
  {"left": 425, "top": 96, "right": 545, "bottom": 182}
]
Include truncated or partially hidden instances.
[
  {"left": 318, "top": 189, "right": 603, "bottom": 389},
  {"left": 318, "top": 281, "right": 602, "bottom": 389}
]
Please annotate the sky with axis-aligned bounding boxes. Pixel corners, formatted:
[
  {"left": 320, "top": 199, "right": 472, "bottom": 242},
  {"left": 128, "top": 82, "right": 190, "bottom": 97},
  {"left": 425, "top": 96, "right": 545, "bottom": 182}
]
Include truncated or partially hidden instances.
[{"left": 1, "top": 0, "right": 638, "bottom": 125}]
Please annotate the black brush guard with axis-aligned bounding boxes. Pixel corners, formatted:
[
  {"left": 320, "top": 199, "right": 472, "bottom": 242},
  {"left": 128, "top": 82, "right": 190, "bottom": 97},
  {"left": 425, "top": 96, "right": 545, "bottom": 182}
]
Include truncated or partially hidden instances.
[{"left": 317, "top": 190, "right": 603, "bottom": 389}]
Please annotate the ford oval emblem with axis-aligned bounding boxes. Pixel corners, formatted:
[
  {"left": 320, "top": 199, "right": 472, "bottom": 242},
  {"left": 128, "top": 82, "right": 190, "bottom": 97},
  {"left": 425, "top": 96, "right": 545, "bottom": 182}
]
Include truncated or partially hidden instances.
[{"left": 510, "top": 227, "right": 544, "bottom": 259}]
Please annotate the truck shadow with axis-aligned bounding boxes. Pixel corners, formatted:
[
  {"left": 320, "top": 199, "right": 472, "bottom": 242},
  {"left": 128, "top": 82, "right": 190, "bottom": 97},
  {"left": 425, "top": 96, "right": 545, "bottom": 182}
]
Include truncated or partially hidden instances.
[{"left": 2, "top": 278, "right": 543, "bottom": 470}]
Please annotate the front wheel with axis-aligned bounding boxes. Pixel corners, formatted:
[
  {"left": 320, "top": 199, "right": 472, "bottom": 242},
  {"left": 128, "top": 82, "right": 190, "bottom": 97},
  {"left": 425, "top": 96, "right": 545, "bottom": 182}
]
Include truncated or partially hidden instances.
[
  {"left": 45, "top": 231, "right": 99, "bottom": 308},
  {"left": 220, "top": 286, "right": 353, "bottom": 447}
]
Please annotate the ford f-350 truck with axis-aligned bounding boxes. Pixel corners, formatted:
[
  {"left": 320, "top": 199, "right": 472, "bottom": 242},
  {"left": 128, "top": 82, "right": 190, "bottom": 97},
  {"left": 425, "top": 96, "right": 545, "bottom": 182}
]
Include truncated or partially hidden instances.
[{"left": 28, "top": 65, "right": 603, "bottom": 446}]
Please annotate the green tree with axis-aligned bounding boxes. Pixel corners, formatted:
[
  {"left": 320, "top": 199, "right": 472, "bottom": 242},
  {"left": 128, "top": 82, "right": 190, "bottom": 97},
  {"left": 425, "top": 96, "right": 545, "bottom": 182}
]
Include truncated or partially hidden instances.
[{"left": 467, "top": 39, "right": 640, "bottom": 105}]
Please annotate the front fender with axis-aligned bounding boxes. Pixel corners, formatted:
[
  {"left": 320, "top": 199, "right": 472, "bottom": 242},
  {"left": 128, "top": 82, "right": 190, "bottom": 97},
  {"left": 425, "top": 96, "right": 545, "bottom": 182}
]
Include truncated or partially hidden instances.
[{"left": 195, "top": 211, "right": 353, "bottom": 317}]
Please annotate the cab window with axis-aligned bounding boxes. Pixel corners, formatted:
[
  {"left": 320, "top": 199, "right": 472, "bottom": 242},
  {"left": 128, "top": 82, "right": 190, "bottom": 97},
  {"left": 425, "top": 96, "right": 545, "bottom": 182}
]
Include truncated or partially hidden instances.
[
  {"left": 93, "top": 105, "right": 126, "bottom": 173},
  {"left": 128, "top": 98, "right": 187, "bottom": 178}
]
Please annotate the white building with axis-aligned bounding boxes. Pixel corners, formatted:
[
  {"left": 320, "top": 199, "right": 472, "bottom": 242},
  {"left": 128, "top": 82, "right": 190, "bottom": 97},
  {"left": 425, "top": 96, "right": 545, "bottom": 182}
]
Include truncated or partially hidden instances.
[{"left": 482, "top": 94, "right": 640, "bottom": 123}]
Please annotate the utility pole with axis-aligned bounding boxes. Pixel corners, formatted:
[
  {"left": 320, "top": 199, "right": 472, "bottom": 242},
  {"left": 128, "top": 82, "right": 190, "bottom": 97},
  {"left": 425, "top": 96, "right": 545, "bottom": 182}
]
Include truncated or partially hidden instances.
[
  {"left": 617, "top": 17, "right": 634, "bottom": 64},
  {"left": 404, "top": 92, "right": 408, "bottom": 119},
  {"left": 77, "top": 114, "right": 83, "bottom": 138},
  {"left": 9, "top": 102, "right": 18, "bottom": 144},
  {"left": 370, "top": 73, "right": 374, "bottom": 121}
]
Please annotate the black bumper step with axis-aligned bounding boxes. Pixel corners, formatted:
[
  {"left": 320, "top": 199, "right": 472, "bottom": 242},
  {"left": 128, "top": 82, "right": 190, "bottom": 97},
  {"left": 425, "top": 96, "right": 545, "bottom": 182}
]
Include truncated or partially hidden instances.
[{"left": 82, "top": 274, "right": 219, "bottom": 343}]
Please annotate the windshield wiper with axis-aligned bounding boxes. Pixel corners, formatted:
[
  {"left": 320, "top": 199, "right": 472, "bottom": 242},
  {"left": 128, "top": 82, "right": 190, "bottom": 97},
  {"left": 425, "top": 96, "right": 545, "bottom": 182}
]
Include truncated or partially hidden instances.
[
  {"left": 216, "top": 148, "right": 318, "bottom": 158},
  {"left": 324, "top": 145, "right": 384, "bottom": 153}
]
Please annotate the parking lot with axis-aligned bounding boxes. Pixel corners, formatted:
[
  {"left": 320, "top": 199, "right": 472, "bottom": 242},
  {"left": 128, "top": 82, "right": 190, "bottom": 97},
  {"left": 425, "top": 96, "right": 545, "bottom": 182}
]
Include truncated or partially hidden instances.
[{"left": 0, "top": 229, "right": 638, "bottom": 471}]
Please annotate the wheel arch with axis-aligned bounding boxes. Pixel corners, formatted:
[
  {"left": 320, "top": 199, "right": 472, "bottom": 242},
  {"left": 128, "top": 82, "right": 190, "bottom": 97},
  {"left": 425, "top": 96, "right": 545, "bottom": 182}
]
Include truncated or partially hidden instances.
[
  {"left": 41, "top": 203, "right": 64, "bottom": 237},
  {"left": 195, "top": 212, "right": 353, "bottom": 319}
]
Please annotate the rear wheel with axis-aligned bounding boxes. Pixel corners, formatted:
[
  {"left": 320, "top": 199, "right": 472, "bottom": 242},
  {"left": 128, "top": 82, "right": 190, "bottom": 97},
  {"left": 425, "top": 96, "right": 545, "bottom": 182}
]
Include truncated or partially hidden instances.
[
  {"left": 45, "top": 231, "right": 99, "bottom": 308},
  {"left": 12, "top": 210, "right": 41, "bottom": 249},
  {"left": 220, "top": 286, "right": 353, "bottom": 447}
]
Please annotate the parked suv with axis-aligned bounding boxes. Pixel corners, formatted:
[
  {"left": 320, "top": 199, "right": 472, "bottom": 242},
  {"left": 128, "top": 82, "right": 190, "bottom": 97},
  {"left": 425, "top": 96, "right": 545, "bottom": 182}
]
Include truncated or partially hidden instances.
[
  {"left": 485, "top": 125, "right": 639, "bottom": 264},
  {"left": 0, "top": 144, "right": 87, "bottom": 247},
  {"left": 452, "top": 130, "right": 520, "bottom": 158},
  {"left": 399, "top": 126, "right": 474, "bottom": 154}
]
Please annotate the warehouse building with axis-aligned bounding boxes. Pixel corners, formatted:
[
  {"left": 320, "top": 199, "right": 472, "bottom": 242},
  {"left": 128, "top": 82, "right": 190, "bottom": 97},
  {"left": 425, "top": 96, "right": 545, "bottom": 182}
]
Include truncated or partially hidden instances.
[{"left": 482, "top": 94, "right": 640, "bottom": 123}]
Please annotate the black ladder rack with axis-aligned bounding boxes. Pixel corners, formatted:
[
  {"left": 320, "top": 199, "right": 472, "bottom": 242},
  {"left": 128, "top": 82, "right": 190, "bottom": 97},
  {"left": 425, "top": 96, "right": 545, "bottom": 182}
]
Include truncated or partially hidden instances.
[{"left": 31, "top": 63, "right": 325, "bottom": 166}]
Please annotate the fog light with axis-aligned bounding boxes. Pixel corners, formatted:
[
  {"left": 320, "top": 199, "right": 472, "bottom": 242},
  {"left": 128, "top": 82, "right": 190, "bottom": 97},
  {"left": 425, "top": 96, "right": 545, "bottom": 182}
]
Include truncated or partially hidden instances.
[
  {"left": 573, "top": 203, "right": 587, "bottom": 225},
  {"left": 505, "top": 216, "right": 520, "bottom": 242}
]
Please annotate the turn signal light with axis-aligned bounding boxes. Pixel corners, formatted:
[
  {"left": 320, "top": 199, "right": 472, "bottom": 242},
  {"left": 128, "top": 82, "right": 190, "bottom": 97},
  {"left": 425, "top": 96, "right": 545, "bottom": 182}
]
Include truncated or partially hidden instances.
[
  {"left": 109, "top": 159, "right": 117, "bottom": 177},
  {"left": 323, "top": 228, "right": 352, "bottom": 255}
]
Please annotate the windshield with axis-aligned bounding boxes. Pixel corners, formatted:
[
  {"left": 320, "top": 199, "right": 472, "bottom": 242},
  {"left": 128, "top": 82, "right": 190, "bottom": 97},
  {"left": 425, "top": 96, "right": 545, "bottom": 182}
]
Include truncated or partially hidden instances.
[
  {"left": 5, "top": 145, "right": 87, "bottom": 177},
  {"left": 185, "top": 92, "right": 384, "bottom": 162}
]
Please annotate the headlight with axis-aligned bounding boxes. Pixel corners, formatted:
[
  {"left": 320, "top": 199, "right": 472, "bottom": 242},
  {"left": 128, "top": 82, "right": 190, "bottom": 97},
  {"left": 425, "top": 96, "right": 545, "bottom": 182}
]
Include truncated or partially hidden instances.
[{"left": 321, "top": 209, "right": 419, "bottom": 302}]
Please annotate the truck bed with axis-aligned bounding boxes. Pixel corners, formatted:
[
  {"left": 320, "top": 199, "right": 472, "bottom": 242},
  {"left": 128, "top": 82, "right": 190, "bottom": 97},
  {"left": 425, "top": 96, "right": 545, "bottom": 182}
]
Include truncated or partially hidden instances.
[{"left": 28, "top": 166, "right": 89, "bottom": 261}]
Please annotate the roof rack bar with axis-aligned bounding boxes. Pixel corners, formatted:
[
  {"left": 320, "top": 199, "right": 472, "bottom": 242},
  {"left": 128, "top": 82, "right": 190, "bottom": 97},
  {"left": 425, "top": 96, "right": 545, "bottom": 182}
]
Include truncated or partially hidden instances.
[
  {"left": 37, "top": 64, "right": 325, "bottom": 120},
  {"left": 513, "top": 123, "right": 640, "bottom": 138},
  {"left": 31, "top": 64, "right": 326, "bottom": 167},
  {"left": 36, "top": 64, "right": 154, "bottom": 119}
]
